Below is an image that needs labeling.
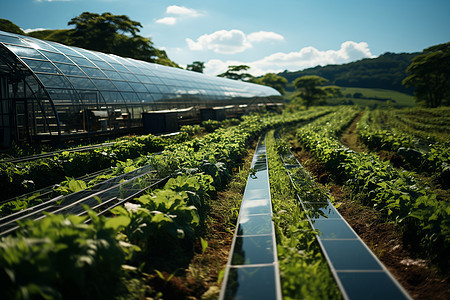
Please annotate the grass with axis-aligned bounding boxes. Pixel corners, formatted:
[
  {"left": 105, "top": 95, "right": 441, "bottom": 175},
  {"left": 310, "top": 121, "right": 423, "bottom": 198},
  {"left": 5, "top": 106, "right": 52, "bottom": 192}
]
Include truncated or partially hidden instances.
[
  {"left": 283, "top": 87, "right": 415, "bottom": 108},
  {"left": 331, "top": 87, "right": 415, "bottom": 108}
]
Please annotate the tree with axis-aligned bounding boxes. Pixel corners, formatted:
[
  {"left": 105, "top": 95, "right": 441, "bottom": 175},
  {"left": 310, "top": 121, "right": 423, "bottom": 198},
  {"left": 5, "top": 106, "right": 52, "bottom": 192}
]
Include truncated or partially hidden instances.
[
  {"left": 67, "top": 12, "right": 177, "bottom": 66},
  {"left": 403, "top": 42, "right": 450, "bottom": 107},
  {"left": 293, "top": 75, "right": 328, "bottom": 107},
  {"left": 252, "top": 73, "right": 288, "bottom": 94},
  {"left": 218, "top": 65, "right": 253, "bottom": 81},
  {"left": 186, "top": 61, "right": 205, "bottom": 73},
  {"left": 0, "top": 19, "right": 26, "bottom": 35},
  {"left": 322, "top": 85, "right": 343, "bottom": 98}
]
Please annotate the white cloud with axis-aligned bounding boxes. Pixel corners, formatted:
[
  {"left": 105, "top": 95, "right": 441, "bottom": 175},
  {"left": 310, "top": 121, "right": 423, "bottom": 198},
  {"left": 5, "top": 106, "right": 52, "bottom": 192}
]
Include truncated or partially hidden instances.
[
  {"left": 23, "top": 28, "right": 49, "bottom": 33},
  {"left": 204, "top": 41, "right": 375, "bottom": 76},
  {"left": 156, "top": 5, "right": 202, "bottom": 25},
  {"left": 186, "top": 29, "right": 285, "bottom": 54},
  {"left": 247, "top": 31, "right": 284, "bottom": 43},
  {"left": 166, "top": 5, "right": 201, "bottom": 17},
  {"left": 156, "top": 17, "right": 177, "bottom": 25},
  {"left": 186, "top": 30, "right": 252, "bottom": 54}
]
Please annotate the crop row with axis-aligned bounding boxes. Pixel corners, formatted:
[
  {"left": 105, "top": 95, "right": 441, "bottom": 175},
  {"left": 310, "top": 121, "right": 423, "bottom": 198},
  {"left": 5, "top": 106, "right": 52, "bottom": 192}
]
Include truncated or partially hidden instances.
[
  {"left": 356, "top": 110, "right": 449, "bottom": 182},
  {"left": 0, "top": 133, "right": 188, "bottom": 201},
  {"left": 266, "top": 130, "right": 340, "bottom": 299},
  {"left": 296, "top": 107, "right": 450, "bottom": 270},
  {"left": 0, "top": 108, "right": 334, "bottom": 299}
]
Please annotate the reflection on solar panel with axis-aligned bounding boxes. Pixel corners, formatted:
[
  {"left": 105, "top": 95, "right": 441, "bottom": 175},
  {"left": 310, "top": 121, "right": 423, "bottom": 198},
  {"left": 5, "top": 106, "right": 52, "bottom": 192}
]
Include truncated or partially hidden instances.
[
  {"left": 279, "top": 150, "right": 412, "bottom": 300},
  {"left": 219, "top": 137, "right": 282, "bottom": 300}
]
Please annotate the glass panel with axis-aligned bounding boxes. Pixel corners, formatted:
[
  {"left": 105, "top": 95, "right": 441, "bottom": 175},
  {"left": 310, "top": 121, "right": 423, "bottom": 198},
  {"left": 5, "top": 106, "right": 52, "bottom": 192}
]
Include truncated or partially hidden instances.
[
  {"left": 145, "top": 84, "right": 161, "bottom": 93},
  {"left": 100, "top": 91, "right": 123, "bottom": 103},
  {"left": 151, "top": 93, "right": 163, "bottom": 101},
  {"left": 81, "top": 67, "right": 107, "bottom": 78},
  {"left": 67, "top": 76, "right": 96, "bottom": 90},
  {"left": 337, "top": 272, "right": 409, "bottom": 300},
  {"left": 231, "top": 236, "right": 274, "bottom": 265},
  {"left": 102, "top": 69, "right": 123, "bottom": 80},
  {"left": 22, "top": 59, "right": 59, "bottom": 74},
  {"left": 136, "top": 93, "right": 153, "bottom": 102},
  {"left": 129, "top": 82, "right": 148, "bottom": 93},
  {"left": 304, "top": 202, "right": 341, "bottom": 219},
  {"left": 120, "top": 92, "right": 140, "bottom": 102},
  {"left": 148, "top": 76, "right": 164, "bottom": 84},
  {"left": 224, "top": 266, "right": 277, "bottom": 300},
  {"left": 237, "top": 214, "right": 272, "bottom": 236},
  {"left": 54, "top": 63, "right": 85, "bottom": 77},
  {"left": 50, "top": 44, "right": 82, "bottom": 57},
  {"left": 158, "top": 85, "right": 170, "bottom": 93},
  {"left": 0, "top": 35, "right": 23, "bottom": 45},
  {"left": 75, "top": 48, "right": 101, "bottom": 60},
  {"left": 66, "top": 55, "right": 94, "bottom": 68},
  {"left": 6, "top": 45, "right": 46, "bottom": 59},
  {"left": 40, "top": 51, "right": 72, "bottom": 64},
  {"left": 112, "top": 80, "right": 133, "bottom": 91},
  {"left": 91, "top": 60, "right": 113, "bottom": 70},
  {"left": 321, "top": 240, "right": 383, "bottom": 271},
  {"left": 134, "top": 74, "right": 153, "bottom": 84},
  {"left": 120, "top": 72, "right": 139, "bottom": 82},
  {"left": 242, "top": 188, "right": 270, "bottom": 201},
  {"left": 35, "top": 74, "right": 73, "bottom": 89},
  {"left": 91, "top": 79, "right": 117, "bottom": 91},
  {"left": 110, "top": 63, "right": 129, "bottom": 72},
  {"left": 240, "top": 199, "right": 271, "bottom": 216},
  {"left": 47, "top": 89, "right": 79, "bottom": 102},
  {"left": 312, "top": 219, "right": 357, "bottom": 239}
]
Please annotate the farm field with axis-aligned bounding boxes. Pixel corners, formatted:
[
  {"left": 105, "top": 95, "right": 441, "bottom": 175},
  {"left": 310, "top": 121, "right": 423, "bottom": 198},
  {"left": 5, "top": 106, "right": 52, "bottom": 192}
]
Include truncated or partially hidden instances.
[
  {"left": 284, "top": 86, "right": 415, "bottom": 108},
  {"left": 0, "top": 106, "right": 448, "bottom": 299}
]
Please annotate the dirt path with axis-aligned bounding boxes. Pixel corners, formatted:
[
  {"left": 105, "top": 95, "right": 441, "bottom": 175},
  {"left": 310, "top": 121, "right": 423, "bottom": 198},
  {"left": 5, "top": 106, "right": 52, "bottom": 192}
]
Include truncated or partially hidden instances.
[{"left": 340, "top": 111, "right": 370, "bottom": 152}]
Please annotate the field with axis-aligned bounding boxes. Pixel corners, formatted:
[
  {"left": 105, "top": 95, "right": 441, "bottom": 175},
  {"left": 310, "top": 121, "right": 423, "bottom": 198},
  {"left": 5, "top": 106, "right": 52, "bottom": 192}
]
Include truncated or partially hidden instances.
[
  {"left": 335, "top": 87, "right": 415, "bottom": 107},
  {"left": 0, "top": 106, "right": 448, "bottom": 299},
  {"left": 284, "top": 86, "right": 415, "bottom": 108}
]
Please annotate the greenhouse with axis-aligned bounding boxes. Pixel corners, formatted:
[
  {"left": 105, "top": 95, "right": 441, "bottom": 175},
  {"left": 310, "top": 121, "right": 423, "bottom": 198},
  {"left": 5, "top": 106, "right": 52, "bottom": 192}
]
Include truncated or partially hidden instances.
[{"left": 0, "top": 30, "right": 280, "bottom": 147}]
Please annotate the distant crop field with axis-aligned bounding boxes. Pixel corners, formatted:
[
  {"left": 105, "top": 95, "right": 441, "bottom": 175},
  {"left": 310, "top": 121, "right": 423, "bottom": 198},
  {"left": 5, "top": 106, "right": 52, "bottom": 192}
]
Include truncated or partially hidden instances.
[
  {"left": 333, "top": 87, "right": 415, "bottom": 108},
  {"left": 284, "top": 87, "right": 415, "bottom": 108}
]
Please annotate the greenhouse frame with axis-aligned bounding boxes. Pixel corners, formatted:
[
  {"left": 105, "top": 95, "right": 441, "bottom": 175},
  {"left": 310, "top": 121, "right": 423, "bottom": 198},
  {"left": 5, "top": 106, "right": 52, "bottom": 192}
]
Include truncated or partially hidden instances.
[{"left": 0, "top": 30, "right": 281, "bottom": 147}]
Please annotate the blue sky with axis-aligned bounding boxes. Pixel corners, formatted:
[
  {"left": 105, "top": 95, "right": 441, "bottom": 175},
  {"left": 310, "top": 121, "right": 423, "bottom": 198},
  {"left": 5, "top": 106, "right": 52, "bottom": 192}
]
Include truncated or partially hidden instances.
[{"left": 1, "top": 0, "right": 449, "bottom": 75}]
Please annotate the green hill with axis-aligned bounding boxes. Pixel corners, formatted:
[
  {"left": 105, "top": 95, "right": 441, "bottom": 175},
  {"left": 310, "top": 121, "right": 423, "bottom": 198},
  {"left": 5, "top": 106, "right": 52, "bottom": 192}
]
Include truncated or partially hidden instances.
[{"left": 279, "top": 52, "right": 418, "bottom": 94}]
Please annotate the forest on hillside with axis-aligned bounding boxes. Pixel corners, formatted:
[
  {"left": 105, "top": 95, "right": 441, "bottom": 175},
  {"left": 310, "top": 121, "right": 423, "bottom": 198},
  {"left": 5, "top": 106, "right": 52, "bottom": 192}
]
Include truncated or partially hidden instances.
[{"left": 279, "top": 52, "right": 418, "bottom": 94}]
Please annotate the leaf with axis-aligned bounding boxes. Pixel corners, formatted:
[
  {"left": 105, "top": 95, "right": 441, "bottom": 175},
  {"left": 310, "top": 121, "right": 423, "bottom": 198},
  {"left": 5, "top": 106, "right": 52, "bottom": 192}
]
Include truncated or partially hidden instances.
[
  {"left": 200, "top": 237, "right": 208, "bottom": 254},
  {"left": 105, "top": 216, "right": 130, "bottom": 231},
  {"left": 217, "top": 268, "right": 226, "bottom": 284},
  {"left": 68, "top": 178, "right": 87, "bottom": 193}
]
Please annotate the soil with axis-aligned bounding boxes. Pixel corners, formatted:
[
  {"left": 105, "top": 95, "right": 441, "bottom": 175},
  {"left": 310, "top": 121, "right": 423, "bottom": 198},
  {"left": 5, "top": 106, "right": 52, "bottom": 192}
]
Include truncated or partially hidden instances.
[
  {"left": 292, "top": 135, "right": 450, "bottom": 299},
  {"left": 339, "top": 111, "right": 370, "bottom": 153}
]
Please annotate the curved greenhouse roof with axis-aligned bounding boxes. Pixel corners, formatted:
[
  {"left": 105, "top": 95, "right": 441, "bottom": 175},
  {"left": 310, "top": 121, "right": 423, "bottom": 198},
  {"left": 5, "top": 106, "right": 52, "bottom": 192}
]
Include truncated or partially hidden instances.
[{"left": 0, "top": 30, "right": 280, "bottom": 145}]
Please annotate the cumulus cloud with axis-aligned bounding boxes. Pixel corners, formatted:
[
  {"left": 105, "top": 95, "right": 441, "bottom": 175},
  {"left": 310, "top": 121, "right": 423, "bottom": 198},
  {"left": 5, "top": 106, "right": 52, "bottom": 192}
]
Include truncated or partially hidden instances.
[
  {"left": 156, "top": 5, "right": 202, "bottom": 25},
  {"left": 247, "top": 31, "right": 284, "bottom": 43},
  {"left": 186, "top": 29, "right": 285, "bottom": 54},
  {"left": 186, "top": 30, "right": 252, "bottom": 54},
  {"left": 204, "top": 41, "right": 375, "bottom": 76},
  {"left": 166, "top": 5, "right": 201, "bottom": 17},
  {"left": 23, "top": 28, "right": 49, "bottom": 33},
  {"left": 156, "top": 17, "right": 177, "bottom": 25}
]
